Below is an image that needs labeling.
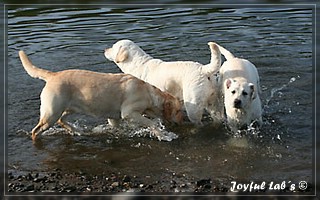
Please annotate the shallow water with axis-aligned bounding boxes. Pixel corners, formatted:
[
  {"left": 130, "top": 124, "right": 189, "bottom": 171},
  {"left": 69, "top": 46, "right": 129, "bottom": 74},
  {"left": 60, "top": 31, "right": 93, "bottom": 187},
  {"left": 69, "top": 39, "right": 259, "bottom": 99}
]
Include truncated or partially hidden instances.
[{"left": 7, "top": 6, "right": 314, "bottom": 192}]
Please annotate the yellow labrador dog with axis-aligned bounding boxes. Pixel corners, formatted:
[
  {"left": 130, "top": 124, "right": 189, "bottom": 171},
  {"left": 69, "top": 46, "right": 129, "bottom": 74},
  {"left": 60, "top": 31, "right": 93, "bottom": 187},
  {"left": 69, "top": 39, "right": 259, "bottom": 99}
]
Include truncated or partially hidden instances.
[
  {"left": 216, "top": 43, "right": 262, "bottom": 132},
  {"left": 19, "top": 51, "right": 183, "bottom": 141},
  {"left": 104, "top": 39, "right": 222, "bottom": 126}
]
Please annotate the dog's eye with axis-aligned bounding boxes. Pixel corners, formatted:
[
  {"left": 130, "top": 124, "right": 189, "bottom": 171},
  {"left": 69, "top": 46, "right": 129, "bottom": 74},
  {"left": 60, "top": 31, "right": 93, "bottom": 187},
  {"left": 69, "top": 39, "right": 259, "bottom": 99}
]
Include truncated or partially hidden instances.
[
  {"left": 242, "top": 91, "right": 248, "bottom": 96},
  {"left": 231, "top": 90, "right": 236, "bottom": 94}
]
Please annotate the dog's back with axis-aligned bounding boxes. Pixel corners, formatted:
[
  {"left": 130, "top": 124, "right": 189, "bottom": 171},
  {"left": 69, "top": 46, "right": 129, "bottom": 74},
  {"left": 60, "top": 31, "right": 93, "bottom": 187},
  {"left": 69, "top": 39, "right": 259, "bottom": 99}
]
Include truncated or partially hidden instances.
[{"left": 220, "top": 57, "right": 259, "bottom": 85}]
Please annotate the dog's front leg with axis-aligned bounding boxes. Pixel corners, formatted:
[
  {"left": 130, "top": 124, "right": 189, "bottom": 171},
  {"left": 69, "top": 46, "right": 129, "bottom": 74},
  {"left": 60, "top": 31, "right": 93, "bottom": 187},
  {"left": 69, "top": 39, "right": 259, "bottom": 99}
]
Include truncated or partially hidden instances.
[{"left": 184, "top": 102, "right": 203, "bottom": 126}]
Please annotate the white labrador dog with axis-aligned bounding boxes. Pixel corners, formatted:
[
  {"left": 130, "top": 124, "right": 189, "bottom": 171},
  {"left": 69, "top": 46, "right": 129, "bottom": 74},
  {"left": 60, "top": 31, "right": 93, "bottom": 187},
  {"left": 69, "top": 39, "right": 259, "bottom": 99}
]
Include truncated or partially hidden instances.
[
  {"left": 19, "top": 51, "right": 183, "bottom": 141},
  {"left": 104, "top": 39, "right": 222, "bottom": 126},
  {"left": 216, "top": 43, "right": 262, "bottom": 131}
]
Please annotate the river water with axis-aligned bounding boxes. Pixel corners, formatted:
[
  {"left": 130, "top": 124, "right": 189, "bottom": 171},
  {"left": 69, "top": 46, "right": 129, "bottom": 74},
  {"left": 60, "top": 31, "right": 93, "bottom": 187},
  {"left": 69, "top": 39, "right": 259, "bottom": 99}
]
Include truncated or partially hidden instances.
[{"left": 6, "top": 6, "right": 314, "bottom": 192}]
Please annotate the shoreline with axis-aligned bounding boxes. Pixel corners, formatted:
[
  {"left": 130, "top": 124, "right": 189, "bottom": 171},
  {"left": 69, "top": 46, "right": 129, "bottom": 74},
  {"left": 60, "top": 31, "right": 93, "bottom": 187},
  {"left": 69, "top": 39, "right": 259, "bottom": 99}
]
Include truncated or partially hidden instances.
[
  {"left": 7, "top": 169, "right": 228, "bottom": 193},
  {"left": 6, "top": 169, "right": 313, "bottom": 195}
]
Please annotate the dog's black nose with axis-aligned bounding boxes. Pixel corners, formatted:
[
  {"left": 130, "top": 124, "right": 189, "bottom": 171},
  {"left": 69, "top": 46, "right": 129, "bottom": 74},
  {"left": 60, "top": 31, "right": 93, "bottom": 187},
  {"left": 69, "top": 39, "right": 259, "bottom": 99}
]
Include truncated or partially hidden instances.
[{"left": 234, "top": 99, "right": 242, "bottom": 108}]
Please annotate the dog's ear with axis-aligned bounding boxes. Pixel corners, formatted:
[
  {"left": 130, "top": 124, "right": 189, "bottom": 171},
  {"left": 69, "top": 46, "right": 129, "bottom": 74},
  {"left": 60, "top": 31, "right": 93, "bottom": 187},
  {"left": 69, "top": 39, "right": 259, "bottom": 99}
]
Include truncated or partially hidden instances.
[
  {"left": 226, "top": 79, "right": 232, "bottom": 89},
  {"left": 115, "top": 46, "right": 128, "bottom": 63},
  {"left": 249, "top": 83, "right": 256, "bottom": 100}
]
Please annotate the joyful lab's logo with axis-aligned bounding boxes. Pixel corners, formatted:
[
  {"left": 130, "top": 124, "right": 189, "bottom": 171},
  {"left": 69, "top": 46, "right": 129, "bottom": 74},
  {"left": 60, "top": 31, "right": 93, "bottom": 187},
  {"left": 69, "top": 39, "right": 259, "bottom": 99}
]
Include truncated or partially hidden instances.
[
  {"left": 298, "top": 181, "right": 307, "bottom": 190},
  {"left": 230, "top": 181, "right": 308, "bottom": 192}
]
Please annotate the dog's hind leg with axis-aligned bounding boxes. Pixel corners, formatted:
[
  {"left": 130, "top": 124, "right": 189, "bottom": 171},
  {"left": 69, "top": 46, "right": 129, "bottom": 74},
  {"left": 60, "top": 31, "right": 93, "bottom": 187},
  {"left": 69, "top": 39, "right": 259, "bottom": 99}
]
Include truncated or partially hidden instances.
[
  {"left": 32, "top": 120, "right": 51, "bottom": 141},
  {"left": 32, "top": 113, "right": 61, "bottom": 141},
  {"left": 32, "top": 88, "right": 65, "bottom": 141}
]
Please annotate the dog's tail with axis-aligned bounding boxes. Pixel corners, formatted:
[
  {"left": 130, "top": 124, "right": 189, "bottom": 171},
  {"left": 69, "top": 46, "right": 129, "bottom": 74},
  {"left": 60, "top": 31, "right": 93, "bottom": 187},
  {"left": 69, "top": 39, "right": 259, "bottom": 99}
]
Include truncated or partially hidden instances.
[
  {"left": 214, "top": 43, "right": 235, "bottom": 61},
  {"left": 202, "top": 42, "right": 221, "bottom": 74},
  {"left": 19, "top": 51, "right": 54, "bottom": 81}
]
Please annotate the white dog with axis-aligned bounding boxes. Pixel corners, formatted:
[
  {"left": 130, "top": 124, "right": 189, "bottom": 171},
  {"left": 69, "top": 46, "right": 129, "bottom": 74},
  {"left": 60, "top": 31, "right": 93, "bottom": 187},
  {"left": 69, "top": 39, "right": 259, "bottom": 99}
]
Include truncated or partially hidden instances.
[
  {"left": 216, "top": 43, "right": 262, "bottom": 131},
  {"left": 19, "top": 51, "right": 183, "bottom": 141},
  {"left": 104, "top": 39, "right": 222, "bottom": 126}
]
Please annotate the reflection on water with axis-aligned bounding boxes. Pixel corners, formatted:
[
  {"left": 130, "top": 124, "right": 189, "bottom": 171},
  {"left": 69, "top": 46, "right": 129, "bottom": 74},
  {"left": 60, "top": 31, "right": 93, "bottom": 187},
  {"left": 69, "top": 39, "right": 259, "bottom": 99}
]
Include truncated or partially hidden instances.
[{"left": 7, "top": 6, "right": 313, "bottom": 190}]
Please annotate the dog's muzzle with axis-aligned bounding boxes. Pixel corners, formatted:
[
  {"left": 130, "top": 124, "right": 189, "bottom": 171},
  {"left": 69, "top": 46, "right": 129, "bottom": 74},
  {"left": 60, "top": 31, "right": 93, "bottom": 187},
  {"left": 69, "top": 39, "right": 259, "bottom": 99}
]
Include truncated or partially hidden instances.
[
  {"left": 104, "top": 48, "right": 113, "bottom": 61},
  {"left": 234, "top": 99, "right": 242, "bottom": 109}
]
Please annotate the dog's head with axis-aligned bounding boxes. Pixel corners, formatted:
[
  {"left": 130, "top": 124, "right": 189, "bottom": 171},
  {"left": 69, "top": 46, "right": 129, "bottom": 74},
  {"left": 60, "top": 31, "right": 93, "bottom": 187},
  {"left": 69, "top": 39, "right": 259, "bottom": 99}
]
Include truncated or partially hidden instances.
[
  {"left": 224, "top": 79, "right": 257, "bottom": 110},
  {"left": 162, "top": 94, "right": 184, "bottom": 125},
  {"left": 104, "top": 39, "right": 149, "bottom": 64}
]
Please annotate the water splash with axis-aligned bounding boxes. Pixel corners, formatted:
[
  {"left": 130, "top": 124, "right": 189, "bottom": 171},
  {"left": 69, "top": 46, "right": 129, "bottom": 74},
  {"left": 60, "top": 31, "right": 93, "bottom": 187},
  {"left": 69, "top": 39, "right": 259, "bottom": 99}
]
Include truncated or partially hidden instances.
[
  {"left": 91, "top": 118, "right": 178, "bottom": 142},
  {"left": 261, "top": 76, "right": 299, "bottom": 144},
  {"left": 231, "top": 123, "right": 261, "bottom": 138},
  {"left": 128, "top": 127, "right": 178, "bottom": 142},
  {"left": 126, "top": 119, "right": 178, "bottom": 142},
  {"left": 42, "top": 127, "right": 82, "bottom": 136},
  {"left": 17, "top": 118, "right": 178, "bottom": 142},
  {"left": 91, "top": 124, "right": 114, "bottom": 134},
  {"left": 264, "top": 76, "right": 298, "bottom": 110}
]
